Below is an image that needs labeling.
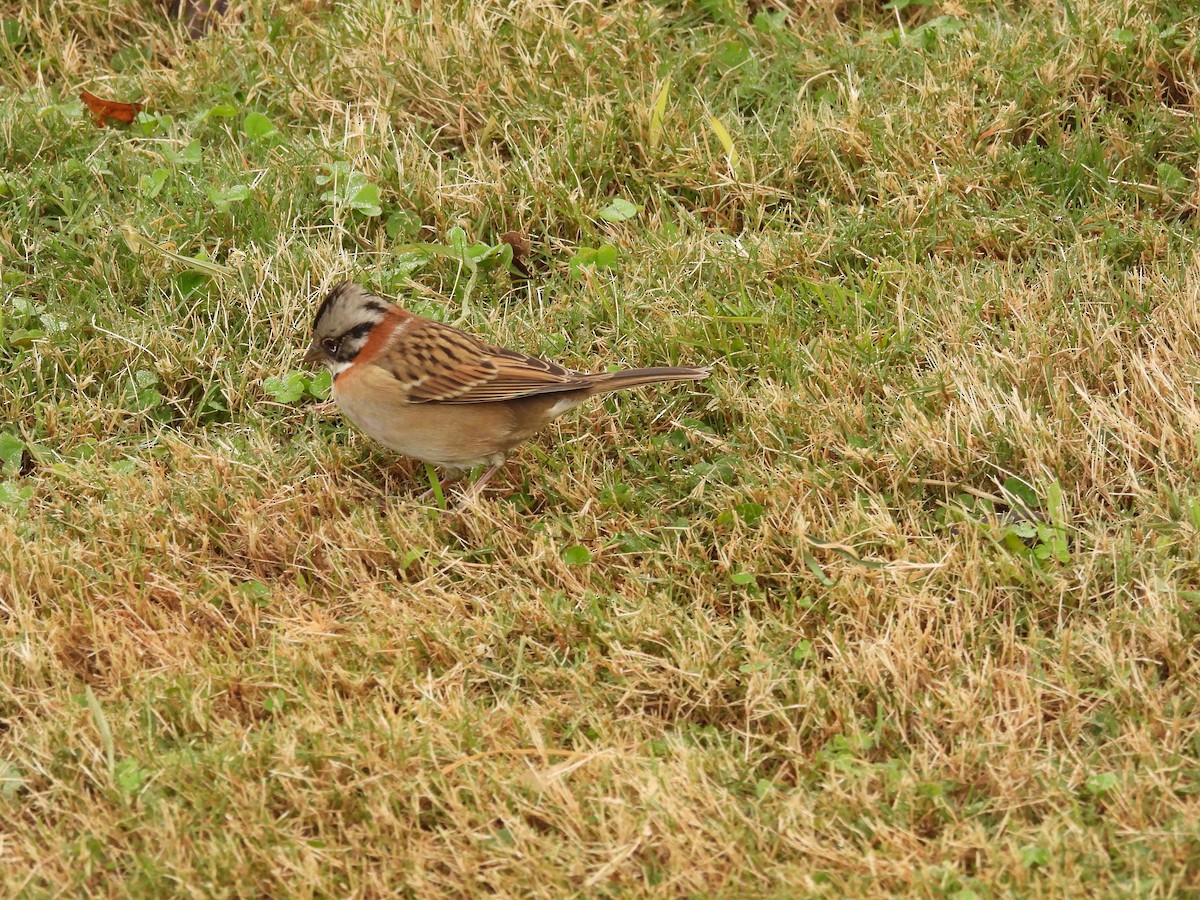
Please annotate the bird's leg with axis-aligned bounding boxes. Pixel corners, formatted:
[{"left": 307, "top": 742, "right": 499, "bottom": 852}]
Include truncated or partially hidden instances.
[{"left": 455, "top": 461, "right": 505, "bottom": 507}]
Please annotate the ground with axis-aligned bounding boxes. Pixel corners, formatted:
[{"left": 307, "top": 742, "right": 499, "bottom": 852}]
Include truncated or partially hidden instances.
[{"left": 2, "top": 0, "right": 1200, "bottom": 895}]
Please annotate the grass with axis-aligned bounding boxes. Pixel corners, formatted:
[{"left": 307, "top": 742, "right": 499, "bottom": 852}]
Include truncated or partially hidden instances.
[{"left": 3, "top": 0, "right": 1200, "bottom": 894}]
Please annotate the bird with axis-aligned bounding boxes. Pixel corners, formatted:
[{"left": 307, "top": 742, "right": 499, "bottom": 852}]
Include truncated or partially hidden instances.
[{"left": 303, "top": 282, "right": 711, "bottom": 503}]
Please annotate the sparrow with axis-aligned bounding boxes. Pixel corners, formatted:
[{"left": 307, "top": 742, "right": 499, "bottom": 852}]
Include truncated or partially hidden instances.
[{"left": 303, "top": 282, "right": 711, "bottom": 501}]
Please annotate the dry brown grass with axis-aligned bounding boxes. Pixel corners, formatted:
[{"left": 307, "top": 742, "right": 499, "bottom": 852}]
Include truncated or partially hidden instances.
[{"left": 3, "top": 0, "right": 1200, "bottom": 895}]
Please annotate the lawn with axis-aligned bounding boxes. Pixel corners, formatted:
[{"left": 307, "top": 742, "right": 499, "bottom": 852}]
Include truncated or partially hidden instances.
[{"left": 3, "top": 0, "right": 1200, "bottom": 895}]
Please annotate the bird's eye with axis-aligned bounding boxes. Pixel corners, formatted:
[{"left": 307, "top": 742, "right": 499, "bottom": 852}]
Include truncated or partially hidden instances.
[{"left": 322, "top": 338, "right": 341, "bottom": 355}]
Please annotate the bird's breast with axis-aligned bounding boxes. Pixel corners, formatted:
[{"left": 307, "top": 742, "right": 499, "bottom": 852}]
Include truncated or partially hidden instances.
[{"left": 331, "top": 362, "right": 545, "bottom": 469}]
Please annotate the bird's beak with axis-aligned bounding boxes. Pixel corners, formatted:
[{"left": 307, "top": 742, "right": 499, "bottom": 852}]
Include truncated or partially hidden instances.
[{"left": 303, "top": 342, "right": 323, "bottom": 366}]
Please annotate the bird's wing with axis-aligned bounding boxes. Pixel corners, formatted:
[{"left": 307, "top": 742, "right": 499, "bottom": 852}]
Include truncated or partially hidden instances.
[{"left": 376, "top": 316, "right": 592, "bottom": 404}]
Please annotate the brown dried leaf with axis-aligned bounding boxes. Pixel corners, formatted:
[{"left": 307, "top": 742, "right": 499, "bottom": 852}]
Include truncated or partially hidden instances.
[
  {"left": 80, "top": 89, "right": 143, "bottom": 126},
  {"left": 499, "top": 231, "right": 532, "bottom": 277},
  {"left": 499, "top": 231, "right": 531, "bottom": 260}
]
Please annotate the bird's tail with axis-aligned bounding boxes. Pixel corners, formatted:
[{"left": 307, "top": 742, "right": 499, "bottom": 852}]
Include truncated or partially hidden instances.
[{"left": 585, "top": 365, "right": 712, "bottom": 394}]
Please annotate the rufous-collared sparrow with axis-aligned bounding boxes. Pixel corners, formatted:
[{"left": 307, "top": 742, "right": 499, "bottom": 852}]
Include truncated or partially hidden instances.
[{"left": 303, "top": 282, "right": 710, "bottom": 500}]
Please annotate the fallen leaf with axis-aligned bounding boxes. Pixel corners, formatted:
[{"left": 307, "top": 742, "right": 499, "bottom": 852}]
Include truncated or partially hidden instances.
[
  {"left": 499, "top": 231, "right": 532, "bottom": 277},
  {"left": 80, "top": 89, "right": 143, "bottom": 126},
  {"left": 498, "top": 231, "right": 530, "bottom": 259}
]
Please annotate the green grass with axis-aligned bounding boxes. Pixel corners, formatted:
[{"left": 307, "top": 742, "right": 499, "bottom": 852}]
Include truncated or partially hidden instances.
[{"left": 4, "top": 0, "right": 1200, "bottom": 894}]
